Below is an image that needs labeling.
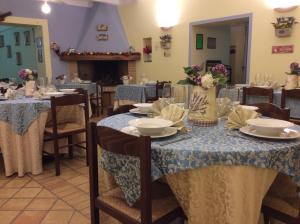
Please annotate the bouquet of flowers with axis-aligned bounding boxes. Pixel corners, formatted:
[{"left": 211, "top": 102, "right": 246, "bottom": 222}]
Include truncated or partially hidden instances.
[
  {"left": 177, "top": 64, "right": 228, "bottom": 89},
  {"left": 56, "top": 74, "right": 67, "bottom": 80},
  {"left": 18, "top": 69, "right": 38, "bottom": 81},
  {"left": 288, "top": 62, "right": 300, "bottom": 75},
  {"left": 143, "top": 45, "right": 152, "bottom": 55},
  {"left": 121, "top": 75, "right": 133, "bottom": 81}
]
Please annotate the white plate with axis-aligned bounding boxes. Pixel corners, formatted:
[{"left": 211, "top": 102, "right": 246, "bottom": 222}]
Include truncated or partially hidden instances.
[
  {"left": 239, "top": 126, "right": 300, "bottom": 140},
  {"left": 59, "top": 89, "right": 76, "bottom": 92},
  {"left": 121, "top": 126, "right": 177, "bottom": 138},
  {"left": 128, "top": 118, "right": 173, "bottom": 136},
  {"left": 129, "top": 108, "right": 148, "bottom": 115},
  {"left": 44, "top": 92, "right": 65, "bottom": 97},
  {"left": 133, "top": 103, "right": 153, "bottom": 113}
]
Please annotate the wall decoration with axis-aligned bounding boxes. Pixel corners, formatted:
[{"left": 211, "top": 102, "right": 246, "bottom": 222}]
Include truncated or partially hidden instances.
[
  {"left": 97, "top": 34, "right": 108, "bottom": 41},
  {"left": 207, "top": 37, "right": 216, "bottom": 49},
  {"left": 196, "top": 34, "right": 203, "bottom": 50},
  {"left": 97, "top": 24, "right": 108, "bottom": 31},
  {"left": 0, "top": 35, "right": 4, "bottom": 48},
  {"left": 24, "top": 31, "right": 31, "bottom": 45},
  {"left": 6, "top": 45, "right": 12, "bottom": 58},
  {"left": 16, "top": 52, "right": 22, "bottom": 65},
  {"left": 143, "top": 37, "right": 152, "bottom": 62},
  {"left": 272, "top": 17, "right": 297, "bottom": 37},
  {"left": 160, "top": 34, "right": 172, "bottom": 49},
  {"left": 14, "top": 32, "right": 20, "bottom": 46},
  {"left": 272, "top": 45, "right": 294, "bottom": 54},
  {"left": 37, "top": 48, "right": 43, "bottom": 63}
]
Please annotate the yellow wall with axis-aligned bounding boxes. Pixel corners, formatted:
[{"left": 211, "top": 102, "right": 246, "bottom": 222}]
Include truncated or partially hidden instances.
[{"left": 118, "top": 0, "right": 300, "bottom": 85}]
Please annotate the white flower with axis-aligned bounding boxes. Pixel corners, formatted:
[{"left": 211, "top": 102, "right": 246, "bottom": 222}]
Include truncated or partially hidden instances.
[
  {"left": 201, "top": 73, "right": 215, "bottom": 89},
  {"left": 25, "top": 69, "right": 32, "bottom": 75}
]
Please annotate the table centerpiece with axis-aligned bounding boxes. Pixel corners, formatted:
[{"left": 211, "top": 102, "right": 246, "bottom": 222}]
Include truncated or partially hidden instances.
[
  {"left": 285, "top": 62, "right": 300, "bottom": 90},
  {"left": 18, "top": 68, "right": 38, "bottom": 97},
  {"left": 178, "top": 64, "right": 228, "bottom": 126}
]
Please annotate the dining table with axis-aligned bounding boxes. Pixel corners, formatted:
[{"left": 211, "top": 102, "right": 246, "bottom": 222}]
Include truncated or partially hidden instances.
[
  {"left": 55, "top": 82, "right": 97, "bottom": 95},
  {"left": 98, "top": 113, "right": 300, "bottom": 224},
  {"left": 218, "top": 87, "right": 300, "bottom": 118},
  {"left": 114, "top": 84, "right": 156, "bottom": 106},
  {"left": 0, "top": 95, "right": 87, "bottom": 177}
]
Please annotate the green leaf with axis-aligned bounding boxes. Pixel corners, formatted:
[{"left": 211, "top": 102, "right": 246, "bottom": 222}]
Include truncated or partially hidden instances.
[{"left": 177, "top": 78, "right": 195, "bottom": 85}]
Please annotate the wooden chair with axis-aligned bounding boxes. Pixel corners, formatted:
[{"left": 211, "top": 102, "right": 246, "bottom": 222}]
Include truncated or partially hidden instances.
[
  {"left": 253, "top": 103, "right": 290, "bottom": 121},
  {"left": 106, "top": 104, "right": 135, "bottom": 116},
  {"left": 44, "top": 91, "right": 89, "bottom": 176},
  {"left": 147, "top": 81, "right": 171, "bottom": 102},
  {"left": 281, "top": 88, "right": 300, "bottom": 124},
  {"left": 242, "top": 87, "right": 273, "bottom": 105},
  {"left": 262, "top": 174, "right": 300, "bottom": 224},
  {"left": 89, "top": 124, "right": 185, "bottom": 224},
  {"left": 90, "top": 81, "right": 103, "bottom": 116}
]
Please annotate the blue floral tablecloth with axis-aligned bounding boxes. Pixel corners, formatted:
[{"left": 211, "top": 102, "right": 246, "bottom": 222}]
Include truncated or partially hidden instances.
[
  {"left": 0, "top": 98, "right": 51, "bottom": 135},
  {"left": 99, "top": 113, "right": 300, "bottom": 205},
  {"left": 218, "top": 88, "right": 300, "bottom": 118},
  {"left": 55, "top": 82, "right": 97, "bottom": 95},
  {"left": 115, "top": 84, "right": 156, "bottom": 103}
]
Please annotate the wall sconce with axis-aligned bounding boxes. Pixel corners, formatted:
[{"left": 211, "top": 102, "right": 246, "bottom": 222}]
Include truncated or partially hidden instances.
[
  {"left": 265, "top": 0, "right": 300, "bottom": 12},
  {"left": 156, "top": 0, "right": 181, "bottom": 29}
]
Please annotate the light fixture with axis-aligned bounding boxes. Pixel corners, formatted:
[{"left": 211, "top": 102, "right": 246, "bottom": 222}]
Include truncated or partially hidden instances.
[
  {"left": 41, "top": 1, "right": 51, "bottom": 14},
  {"left": 265, "top": 0, "right": 300, "bottom": 12},
  {"left": 156, "top": 0, "right": 181, "bottom": 29}
]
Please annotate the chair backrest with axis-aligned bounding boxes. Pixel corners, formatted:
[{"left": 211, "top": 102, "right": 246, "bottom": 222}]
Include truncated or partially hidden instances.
[
  {"left": 50, "top": 91, "right": 89, "bottom": 136},
  {"left": 106, "top": 104, "right": 136, "bottom": 116},
  {"left": 89, "top": 123, "right": 152, "bottom": 223},
  {"left": 156, "top": 81, "right": 171, "bottom": 98},
  {"left": 253, "top": 103, "right": 290, "bottom": 121},
  {"left": 281, "top": 88, "right": 300, "bottom": 108},
  {"left": 242, "top": 87, "right": 273, "bottom": 105}
]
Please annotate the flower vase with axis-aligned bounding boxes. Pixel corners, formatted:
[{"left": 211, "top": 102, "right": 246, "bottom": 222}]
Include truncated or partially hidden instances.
[
  {"left": 25, "top": 80, "right": 36, "bottom": 97},
  {"left": 285, "top": 74, "right": 298, "bottom": 90},
  {"left": 188, "top": 86, "right": 217, "bottom": 126},
  {"left": 58, "top": 79, "right": 65, "bottom": 85},
  {"left": 123, "top": 79, "right": 130, "bottom": 85}
]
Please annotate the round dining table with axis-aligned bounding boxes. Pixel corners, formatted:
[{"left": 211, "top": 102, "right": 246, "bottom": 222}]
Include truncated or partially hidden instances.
[{"left": 98, "top": 113, "right": 300, "bottom": 224}]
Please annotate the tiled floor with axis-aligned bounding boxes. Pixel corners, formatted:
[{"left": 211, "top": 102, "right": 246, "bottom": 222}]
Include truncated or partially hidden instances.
[{"left": 0, "top": 155, "right": 119, "bottom": 224}]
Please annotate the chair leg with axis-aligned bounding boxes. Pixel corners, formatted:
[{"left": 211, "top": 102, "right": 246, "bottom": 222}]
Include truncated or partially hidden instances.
[
  {"left": 85, "top": 132, "right": 89, "bottom": 166},
  {"left": 263, "top": 213, "right": 270, "bottom": 224},
  {"left": 90, "top": 203, "right": 99, "bottom": 224},
  {"left": 68, "top": 136, "right": 73, "bottom": 159},
  {"left": 53, "top": 138, "right": 60, "bottom": 176}
]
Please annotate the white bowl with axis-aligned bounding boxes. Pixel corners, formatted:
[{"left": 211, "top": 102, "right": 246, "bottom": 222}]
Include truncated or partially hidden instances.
[
  {"left": 240, "top": 105, "right": 259, "bottom": 111},
  {"left": 246, "top": 118, "right": 294, "bottom": 136},
  {"left": 133, "top": 103, "right": 153, "bottom": 113},
  {"left": 59, "top": 89, "right": 76, "bottom": 93},
  {"left": 128, "top": 118, "right": 173, "bottom": 136}
]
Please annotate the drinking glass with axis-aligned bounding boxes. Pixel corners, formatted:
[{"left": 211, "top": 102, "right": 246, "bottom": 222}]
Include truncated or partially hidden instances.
[
  {"left": 162, "top": 83, "right": 172, "bottom": 98},
  {"left": 172, "top": 84, "right": 186, "bottom": 108}
]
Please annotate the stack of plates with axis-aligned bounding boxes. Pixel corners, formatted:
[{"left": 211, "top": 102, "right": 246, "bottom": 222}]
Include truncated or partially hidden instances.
[{"left": 240, "top": 118, "right": 300, "bottom": 140}]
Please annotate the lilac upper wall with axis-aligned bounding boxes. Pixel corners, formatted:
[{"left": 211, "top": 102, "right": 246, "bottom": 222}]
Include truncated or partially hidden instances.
[{"left": 0, "top": 0, "right": 129, "bottom": 80}]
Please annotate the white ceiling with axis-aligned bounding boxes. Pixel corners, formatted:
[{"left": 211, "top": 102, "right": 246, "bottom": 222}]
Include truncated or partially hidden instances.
[{"left": 38, "top": 0, "right": 135, "bottom": 7}]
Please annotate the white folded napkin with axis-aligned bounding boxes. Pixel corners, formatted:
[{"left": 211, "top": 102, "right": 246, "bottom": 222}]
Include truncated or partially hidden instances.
[{"left": 226, "top": 106, "right": 259, "bottom": 130}]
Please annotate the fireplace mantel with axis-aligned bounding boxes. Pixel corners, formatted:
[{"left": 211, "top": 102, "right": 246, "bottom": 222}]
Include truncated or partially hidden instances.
[{"left": 59, "top": 53, "right": 141, "bottom": 62}]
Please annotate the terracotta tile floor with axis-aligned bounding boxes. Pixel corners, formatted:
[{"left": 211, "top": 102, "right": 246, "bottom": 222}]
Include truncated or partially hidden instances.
[{"left": 0, "top": 155, "right": 120, "bottom": 224}]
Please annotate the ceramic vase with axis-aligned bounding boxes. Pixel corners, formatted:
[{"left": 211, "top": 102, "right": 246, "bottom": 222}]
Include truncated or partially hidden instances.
[
  {"left": 188, "top": 86, "right": 217, "bottom": 126},
  {"left": 123, "top": 79, "right": 130, "bottom": 85},
  {"left": 285, "top": 74, "right": 298, "bottom": 90},
  {"left": 25, "top": 80, "right": 36, "bottom": 97},
  {"left": 275, "top": 28, "right": 292, "bottom": 37}
]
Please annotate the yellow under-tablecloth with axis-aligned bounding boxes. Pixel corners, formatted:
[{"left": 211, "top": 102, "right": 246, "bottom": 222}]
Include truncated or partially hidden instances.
[
  {"left": 166, "top": 166, "right": 277, "bottom": 224},
  {"left": 0, "top": 111, "right": 48, "bottom": 177},
  {"left": 0, "top": 105, "right": 86, "bottom": 177}
]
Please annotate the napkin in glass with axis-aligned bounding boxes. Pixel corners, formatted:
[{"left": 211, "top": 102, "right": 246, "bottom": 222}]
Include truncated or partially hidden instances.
[
  {"left": 150, "top": 98, "right": 171, "bottom": 115},
  {"left": 160, "top": 104, "right": 189, "bottom": 132},
  {"left": 217, "top": 97, "right": 232, "bottom": 118},
  {"left": 226, "top": 106, "right": 259, "bottom": 130}
]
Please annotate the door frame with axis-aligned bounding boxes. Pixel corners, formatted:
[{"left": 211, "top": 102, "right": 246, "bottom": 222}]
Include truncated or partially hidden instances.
[
  {"left": 188, "top": 13, "right": 253, "bottom": 84},
  {"left": 2, "top": 16, "right": 53, "bottom": 81}
]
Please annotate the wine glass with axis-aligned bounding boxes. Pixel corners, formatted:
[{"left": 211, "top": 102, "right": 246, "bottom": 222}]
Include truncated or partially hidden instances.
[{"left": 172, "top": 84, "right": 186, "bottom": 108}]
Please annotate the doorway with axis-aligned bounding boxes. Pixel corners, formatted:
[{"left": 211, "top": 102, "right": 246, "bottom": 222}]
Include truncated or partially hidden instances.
[
  {"left": 189, "top": 13, "right": 252, "bottom": 84},
  {"left": 0, "top": 16, "right": 52, "bottom": 81}
]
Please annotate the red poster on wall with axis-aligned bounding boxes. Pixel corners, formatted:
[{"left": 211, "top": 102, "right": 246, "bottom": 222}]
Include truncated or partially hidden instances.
[{"left": 272, "top": 45, "right": 294, "bottom": 54}]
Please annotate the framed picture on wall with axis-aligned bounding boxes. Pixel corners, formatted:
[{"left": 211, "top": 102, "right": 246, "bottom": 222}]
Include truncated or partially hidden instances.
[
  {"left": 97, "top": 34, "right": 108, "bottom": 41},
  {"left": 16, "top": 52, "right": 22, "bottom": 65},
  {"left": 6, "top": 45, "right": 12, "bottom": 58},
  {"left": 24, "top": 31, "right": 31, "bottom": 46},
  {"left": 14, "top": 32, "right": 20, "bottom": 46},
  {"left": 0, "top": 35, "right": 4, "bottom": 48},
  {"left": 207, "top": 37, "right": 216, "bottom": 49},
  {"left": 97, "top": 24, "right": 108, "bottom": 31},
  {"left": 38, "top": 48, "right": 43, "bottom": 63},
  {"left": 196, "top": 34, "right": 203, "bottom": 50}
]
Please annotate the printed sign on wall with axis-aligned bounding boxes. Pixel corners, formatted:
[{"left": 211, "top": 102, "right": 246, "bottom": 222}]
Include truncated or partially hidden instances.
[{"left": 272, "top": 45, "right": 294, "bottom": 54}]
